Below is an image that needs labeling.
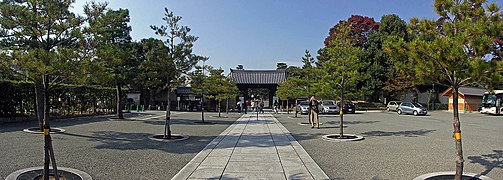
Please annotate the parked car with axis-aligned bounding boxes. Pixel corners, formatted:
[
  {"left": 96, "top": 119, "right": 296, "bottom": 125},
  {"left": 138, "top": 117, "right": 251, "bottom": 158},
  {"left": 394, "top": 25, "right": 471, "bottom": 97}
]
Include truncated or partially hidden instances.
[
  {"left": 397, "top": 102, "right": 427, "bottom": 116},
  {"left": 337, "top": 102, "right": 356, "bottom": 114},
  {"left": 320, "top": 100, "right": 339, "bottom": 114},
  {"left": 296, "top": 101, "right": 310, "bottom": 114},
  {"left": 386, "top": 101, "right": 402, "bottom": 112}
]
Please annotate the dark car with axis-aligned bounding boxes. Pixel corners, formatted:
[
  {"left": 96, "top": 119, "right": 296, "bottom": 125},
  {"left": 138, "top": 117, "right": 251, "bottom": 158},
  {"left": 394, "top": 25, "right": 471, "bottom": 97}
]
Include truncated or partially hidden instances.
[{"left": 337, "top": 102, "right": 355, "bottom": 114}]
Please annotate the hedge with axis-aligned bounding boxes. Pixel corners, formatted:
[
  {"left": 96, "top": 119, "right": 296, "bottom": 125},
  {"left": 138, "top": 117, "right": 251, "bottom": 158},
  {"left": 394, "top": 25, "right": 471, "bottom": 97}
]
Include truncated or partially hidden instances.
[{"left": 0, "top": 80, "right": 119, "bottom": 117}]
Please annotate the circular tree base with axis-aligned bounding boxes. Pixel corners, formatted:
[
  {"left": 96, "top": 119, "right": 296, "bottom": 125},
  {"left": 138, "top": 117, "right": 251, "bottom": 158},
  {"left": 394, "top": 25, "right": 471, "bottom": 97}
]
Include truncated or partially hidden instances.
[
  {"left": 6, "top": 167, "right": 92, "bottom": 180},
  {"left": 322, "top": 134, "right": 364, "bottom": 142},
  {"left": 298, "top": 122, "right": 323, "bottom": 126},
  {"left": 23, "top": 128, "right": 66, "bottom": 134},
  {"left": 148, "top": 134, "right": 189, "bottom": 142},
  {"left": 414, "top": 172, "right": 492, "bottom": 180}
]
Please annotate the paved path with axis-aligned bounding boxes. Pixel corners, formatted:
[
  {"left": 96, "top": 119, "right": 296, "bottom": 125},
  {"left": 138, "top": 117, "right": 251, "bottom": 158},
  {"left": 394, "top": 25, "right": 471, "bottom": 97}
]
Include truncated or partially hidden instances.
[{"left": 172, "top": 113, "right": 329, "bottom": 180}]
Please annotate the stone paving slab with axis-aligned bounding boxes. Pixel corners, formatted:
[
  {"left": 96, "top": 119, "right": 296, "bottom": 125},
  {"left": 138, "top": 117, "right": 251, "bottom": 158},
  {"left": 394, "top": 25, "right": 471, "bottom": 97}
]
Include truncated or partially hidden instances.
[{"left": 171, "top": 114, "right": 329, "bottom": 180}]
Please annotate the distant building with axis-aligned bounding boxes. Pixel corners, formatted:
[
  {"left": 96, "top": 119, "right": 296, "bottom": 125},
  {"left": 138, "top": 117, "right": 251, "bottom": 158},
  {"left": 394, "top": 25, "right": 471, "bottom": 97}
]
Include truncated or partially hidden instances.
[{"left": 441, "top": 86, "right": 486, "bottom": 112}]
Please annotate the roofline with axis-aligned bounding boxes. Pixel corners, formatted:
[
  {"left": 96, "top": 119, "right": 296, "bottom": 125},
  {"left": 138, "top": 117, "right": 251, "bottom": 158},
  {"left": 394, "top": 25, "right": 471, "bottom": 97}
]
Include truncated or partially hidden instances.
[{"left": 230, "top": 68, "right": 286, "bottom": 72}]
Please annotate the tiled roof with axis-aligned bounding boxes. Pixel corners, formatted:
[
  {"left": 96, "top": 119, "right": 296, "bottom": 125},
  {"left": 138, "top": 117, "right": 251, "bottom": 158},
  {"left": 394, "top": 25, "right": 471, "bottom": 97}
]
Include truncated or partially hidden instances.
[
  {"left": 229, "top": 69, "right": 286, "bottom": 84},
  {"left": 441, "top": 86, "right": 487, "bottom": 97},
  {"left": 459, "top": 86, "right": 487, "bottom": 96}
]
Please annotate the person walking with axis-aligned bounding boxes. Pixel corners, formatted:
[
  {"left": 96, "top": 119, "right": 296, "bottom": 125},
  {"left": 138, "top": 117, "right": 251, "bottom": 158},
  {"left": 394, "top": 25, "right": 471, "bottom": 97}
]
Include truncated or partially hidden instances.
[
  {"left": 309, "top": 96, "right": 320, "bottom": 128},
  {"left": 273, "top": 100, "right": 279, "bottom": 114}
]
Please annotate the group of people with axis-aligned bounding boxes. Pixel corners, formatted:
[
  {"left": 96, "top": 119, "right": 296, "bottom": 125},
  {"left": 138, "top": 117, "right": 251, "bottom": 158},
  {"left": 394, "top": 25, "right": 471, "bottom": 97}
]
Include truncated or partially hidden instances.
[{"left": 236, "top": 98, "right": 280, "bottom": 114}]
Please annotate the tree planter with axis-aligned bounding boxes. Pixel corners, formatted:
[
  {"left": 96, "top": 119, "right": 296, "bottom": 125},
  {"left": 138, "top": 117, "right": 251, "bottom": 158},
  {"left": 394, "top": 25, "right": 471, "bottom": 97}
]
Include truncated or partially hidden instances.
[
  {"left": 23, "top": 127, "right": 65, "bottom": 134},
  {"left": 322, "top": 134, "right": 364, "bottom": 142},
  {"left": 413, "top": 171, "right": 492, "bottom": 180},
  {"left": 6, "top": 167, "right": 92, "bottom": 180},
  {"left": 148, "top": 134, "right": 189, "bottom": 142}
]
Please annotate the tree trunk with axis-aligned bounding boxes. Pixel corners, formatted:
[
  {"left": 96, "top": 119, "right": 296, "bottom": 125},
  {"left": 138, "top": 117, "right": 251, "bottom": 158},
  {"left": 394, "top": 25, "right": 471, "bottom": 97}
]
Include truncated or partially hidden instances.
[
  {"left": 226, "top": 99, "right": 229, "bottom": 114},
  {"left": 452, "top": 86, "right": 464, "bottom": 180},
  {"left": 35, "top": 81, "right": 44, "bottom": 130},
  {"left": 218, "top": 101, "right": 221, "bottom": 117},
  {"left": 164, "top": 85, "right": 172, "bottom": 138},
  {"left": 339, "top": 77, "right": 344, "bottom": 138},
  {"left": 42, "top": 74, "right": 59, "bottom": 180},
  {"left": 116, "top": 80, "right": 123, "bottom": 119}
]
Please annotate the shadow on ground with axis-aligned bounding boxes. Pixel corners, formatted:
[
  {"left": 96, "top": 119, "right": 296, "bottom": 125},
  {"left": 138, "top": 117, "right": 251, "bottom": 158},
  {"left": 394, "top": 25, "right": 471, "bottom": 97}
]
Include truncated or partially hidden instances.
[
  {"left": 62, "top": 131, "right": 214, "bottom": 154},
  {"left": 361, "top": 129, "right": 436, "bottom": 137},
  {"left": 468, "top": 150, "right": 503, "bottom": 175}
]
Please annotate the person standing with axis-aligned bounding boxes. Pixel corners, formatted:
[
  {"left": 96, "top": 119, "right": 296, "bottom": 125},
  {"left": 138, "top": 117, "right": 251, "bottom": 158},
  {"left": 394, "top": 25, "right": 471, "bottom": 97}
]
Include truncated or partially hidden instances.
[
  {"left": 309, "top": 96, "right": 320, "bottom": 128},
  {"left": 236, "top": 100, "right": 242, "bottom": 113},
  {"left": 251, "top": 99, "right": 256, "bottom": 112}
]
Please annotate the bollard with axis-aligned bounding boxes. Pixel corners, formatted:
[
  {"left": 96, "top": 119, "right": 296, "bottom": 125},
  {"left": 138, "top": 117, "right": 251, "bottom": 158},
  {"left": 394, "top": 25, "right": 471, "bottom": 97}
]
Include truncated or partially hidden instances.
[{"left": 136, "top": 105, "right": 139, "bottom": 112}]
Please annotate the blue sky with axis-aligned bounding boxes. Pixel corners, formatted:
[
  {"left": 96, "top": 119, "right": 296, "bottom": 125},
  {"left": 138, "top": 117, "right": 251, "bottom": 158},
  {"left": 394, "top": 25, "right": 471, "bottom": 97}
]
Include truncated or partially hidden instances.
[{"left": 72, "top": 0, "right": 503, "bottom": 73}]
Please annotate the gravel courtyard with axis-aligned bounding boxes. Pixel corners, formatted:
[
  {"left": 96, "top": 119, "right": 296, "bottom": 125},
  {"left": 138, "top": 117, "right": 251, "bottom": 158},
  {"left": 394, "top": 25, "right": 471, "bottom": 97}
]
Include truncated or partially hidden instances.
[
  {"left": 0, "top": 111, "right": 501, "bottom": 180},
  {"left": 273, "top": 111, "right": 503, "bottom": 180}
]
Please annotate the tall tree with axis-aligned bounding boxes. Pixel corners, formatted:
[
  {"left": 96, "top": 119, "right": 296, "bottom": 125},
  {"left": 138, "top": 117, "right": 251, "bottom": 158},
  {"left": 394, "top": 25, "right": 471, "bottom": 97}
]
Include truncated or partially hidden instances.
[
  {"left": 151, "top": 8, "right": 201, "bottom": 138},
  {"left": 316, "top": 24, "right": 366, "bottom": 138},
  {"left": 0, "top": 0, "right": 105, "bottom": 179},
  {"left": 385, "top": 1, "right": 503, "bottom": 179},
  {"left": 362, "top": 14, "right": 409, "bottom": 102},
  {"left": 87, "top": 8, "right": 133, "bottom": 119},
  {"left": 136, "top": 38, "right": 174, "bottom": 109},
  {"left": 324, "top": 15, "right": 379, "bottom": 48}
]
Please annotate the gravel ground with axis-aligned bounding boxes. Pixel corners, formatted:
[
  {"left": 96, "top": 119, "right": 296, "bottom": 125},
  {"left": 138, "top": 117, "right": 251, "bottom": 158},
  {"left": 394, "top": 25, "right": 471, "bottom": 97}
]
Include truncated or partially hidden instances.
[
  {"left": 0, "top": 111, "right": 241, "bottom": 180},
  {"left": 273, "top": 111, "right": 503, "bottom": 180}
]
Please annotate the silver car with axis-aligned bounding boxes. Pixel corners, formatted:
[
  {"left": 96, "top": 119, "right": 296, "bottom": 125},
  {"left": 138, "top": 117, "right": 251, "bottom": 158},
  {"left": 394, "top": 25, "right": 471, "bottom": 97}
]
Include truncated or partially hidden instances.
[
  {"left": 397, "top": 102, "right": 427, "bottom": 116},
  {"left": 386, "top": 101, "right": 402, "bottom": 112},
  {"left": 296, "top": 101, "right": 310, "bottom": 114},
  {"left": 320, "top": 100, "right": 339, "bottom": 114}
]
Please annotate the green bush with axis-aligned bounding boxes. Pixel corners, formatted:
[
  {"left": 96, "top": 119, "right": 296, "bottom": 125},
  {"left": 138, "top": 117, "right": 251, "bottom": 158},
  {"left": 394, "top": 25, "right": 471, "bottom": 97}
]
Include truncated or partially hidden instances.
[{"left": 0, "top": 80, "right": 117, "bottom": 117}]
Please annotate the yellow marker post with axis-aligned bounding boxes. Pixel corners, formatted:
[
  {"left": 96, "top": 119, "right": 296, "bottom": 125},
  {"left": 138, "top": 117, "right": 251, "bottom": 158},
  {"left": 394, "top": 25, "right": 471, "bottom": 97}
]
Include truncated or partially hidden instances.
[
  {"left": 454, "top": 132, "right": 461, "bottom": 140},
  {"left": 43, "top": 128, "right": 49, "bottom": 135}
]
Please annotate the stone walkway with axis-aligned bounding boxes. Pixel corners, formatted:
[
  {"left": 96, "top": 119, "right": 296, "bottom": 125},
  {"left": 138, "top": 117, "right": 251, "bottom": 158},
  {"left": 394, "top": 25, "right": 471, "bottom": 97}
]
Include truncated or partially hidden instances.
[{"left": 172, "top": 113, "right": 329, "bottom": 180}]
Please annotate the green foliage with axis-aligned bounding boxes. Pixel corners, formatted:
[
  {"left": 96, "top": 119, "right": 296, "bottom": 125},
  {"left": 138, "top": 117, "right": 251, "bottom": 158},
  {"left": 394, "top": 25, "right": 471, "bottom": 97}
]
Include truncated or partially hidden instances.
[
  {"left": 276, "top": 77, "right": 304, "bottom": 100},
  {"left": 316, "top": 24, "right": 368, "bottom": 100},
  {"left": 86, "top": 8, "right": 134, "bottom": 85},
  {"left": 190, "top": 65, "right": 238, "bottom": 102},
  {"left": 0, "top": 80, "right": 116, "bottom": 117},
  {"left": 0, "top": 0, "right": 90, "bottom": 84},
  {"left": 399, "top": 0, "right": 503, "bottom": 90},
  {"left": 150, "top": 8, "right": 202, "bottom": 90}
]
